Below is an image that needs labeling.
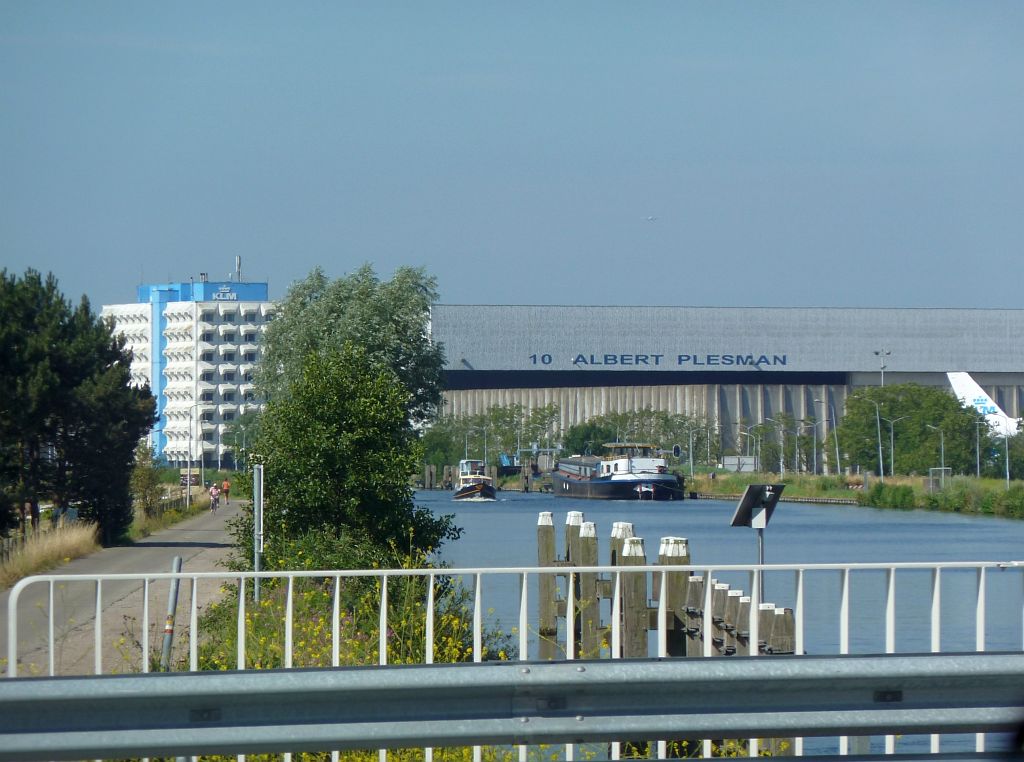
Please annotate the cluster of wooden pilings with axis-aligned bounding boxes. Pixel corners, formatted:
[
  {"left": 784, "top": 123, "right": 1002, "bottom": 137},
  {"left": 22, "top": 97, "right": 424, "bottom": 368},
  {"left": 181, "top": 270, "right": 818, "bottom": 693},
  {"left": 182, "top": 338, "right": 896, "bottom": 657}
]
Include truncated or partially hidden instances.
[{"left": 536, "top": 511, "right": 795, "bottom": 661}]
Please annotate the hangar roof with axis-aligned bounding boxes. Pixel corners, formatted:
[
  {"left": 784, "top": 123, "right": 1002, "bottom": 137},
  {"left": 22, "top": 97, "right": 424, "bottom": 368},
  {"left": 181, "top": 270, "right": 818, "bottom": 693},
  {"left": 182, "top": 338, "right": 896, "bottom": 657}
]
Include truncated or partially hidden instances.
[{"left": 430, "top": 304, "right": 1024, "bottom": 374}]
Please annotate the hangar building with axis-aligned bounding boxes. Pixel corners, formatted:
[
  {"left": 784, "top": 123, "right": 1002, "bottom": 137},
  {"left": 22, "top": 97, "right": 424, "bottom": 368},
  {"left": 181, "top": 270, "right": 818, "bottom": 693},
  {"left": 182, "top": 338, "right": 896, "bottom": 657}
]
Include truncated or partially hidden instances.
[{"left": 430, "top": 304, "right": 1024, "bottom": 453}]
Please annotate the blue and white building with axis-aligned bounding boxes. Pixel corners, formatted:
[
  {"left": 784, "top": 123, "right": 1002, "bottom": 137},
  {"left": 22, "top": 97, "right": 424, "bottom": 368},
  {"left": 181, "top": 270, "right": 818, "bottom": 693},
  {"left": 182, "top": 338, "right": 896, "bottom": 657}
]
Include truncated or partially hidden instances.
[{"left": 102, "top": 270, "right": 274, "bottom": 468}]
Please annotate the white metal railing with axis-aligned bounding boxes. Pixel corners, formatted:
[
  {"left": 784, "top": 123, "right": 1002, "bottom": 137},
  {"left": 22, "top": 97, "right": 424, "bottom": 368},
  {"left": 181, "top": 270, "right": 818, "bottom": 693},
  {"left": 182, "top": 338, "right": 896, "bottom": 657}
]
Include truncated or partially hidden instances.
[{"left": 5, "top": 560, "right": 1024, "bottom": 758}]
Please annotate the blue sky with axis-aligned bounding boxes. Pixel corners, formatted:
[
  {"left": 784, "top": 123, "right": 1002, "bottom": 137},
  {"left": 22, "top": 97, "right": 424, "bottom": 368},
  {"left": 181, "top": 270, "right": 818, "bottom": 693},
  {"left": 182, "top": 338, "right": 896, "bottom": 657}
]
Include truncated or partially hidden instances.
[{"left": 2, "top": 2, "right": 1022, "bottom": 309}]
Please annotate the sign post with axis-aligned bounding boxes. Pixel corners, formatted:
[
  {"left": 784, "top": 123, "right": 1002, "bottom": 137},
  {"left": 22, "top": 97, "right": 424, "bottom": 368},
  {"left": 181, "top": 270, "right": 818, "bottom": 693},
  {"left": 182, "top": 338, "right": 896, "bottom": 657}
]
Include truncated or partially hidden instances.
[
  {"left": 730, "top": 484, "right": 784, "bottom": 600},
  {"left": 253, "top": 464, "right": 264, "bottom": 603}
]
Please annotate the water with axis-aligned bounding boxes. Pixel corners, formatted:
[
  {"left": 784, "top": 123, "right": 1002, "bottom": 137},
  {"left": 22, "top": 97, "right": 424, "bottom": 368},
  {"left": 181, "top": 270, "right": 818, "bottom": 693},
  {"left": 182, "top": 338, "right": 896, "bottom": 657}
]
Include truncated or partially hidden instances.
[{"left": 418, "top": 490, "right": 1024, "bottom": 756}]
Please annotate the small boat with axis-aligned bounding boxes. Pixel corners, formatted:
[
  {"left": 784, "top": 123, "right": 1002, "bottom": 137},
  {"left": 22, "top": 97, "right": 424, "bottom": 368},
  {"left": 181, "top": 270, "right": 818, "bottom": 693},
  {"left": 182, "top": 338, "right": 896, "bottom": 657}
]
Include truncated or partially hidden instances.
[
  {"left": 453, "top": 459, "right": 497, "bottom": 501},
  {"left": 551, "top": 443, "right": 685, "bottom": 501}
]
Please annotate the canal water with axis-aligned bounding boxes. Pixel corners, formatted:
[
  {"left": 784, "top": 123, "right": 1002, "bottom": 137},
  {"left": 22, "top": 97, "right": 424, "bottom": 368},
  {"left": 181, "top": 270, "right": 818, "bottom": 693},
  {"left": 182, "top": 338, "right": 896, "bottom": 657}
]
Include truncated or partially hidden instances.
[{"left": 419, "top": 490, "right": 1024, "bottom": 755}]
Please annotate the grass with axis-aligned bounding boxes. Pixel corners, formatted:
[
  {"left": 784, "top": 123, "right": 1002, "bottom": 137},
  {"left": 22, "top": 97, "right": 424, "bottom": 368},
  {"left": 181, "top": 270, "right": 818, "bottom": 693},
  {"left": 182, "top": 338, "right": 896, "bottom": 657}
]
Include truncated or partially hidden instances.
[{"left": 0, "top": 522, "right": 100, "bottom": 590}]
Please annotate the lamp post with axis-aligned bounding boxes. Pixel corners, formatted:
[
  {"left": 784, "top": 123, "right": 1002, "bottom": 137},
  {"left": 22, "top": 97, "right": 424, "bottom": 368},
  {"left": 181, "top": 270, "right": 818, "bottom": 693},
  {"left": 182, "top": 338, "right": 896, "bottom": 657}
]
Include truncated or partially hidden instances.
[
  {"left": 683, "top": 425, "right": 696, "bottom": 479},
  {"left": 973, "top": 420, "right": 986, "bottom": 478},
  {"left": 185, "top": 402, "right": 200, "bottom": 508},
  {"left": 801, "top": 420, "right": 821, "bottom": 475},
  {"left": 926, "top": 424, "right": 945, "bottom": 489},
  {"left": 854, "top": 396, "right": 885, "bottom": 482},
  {"left": 881, "top": 416, "right": 908, "bottom": 479},
  {"left": 874, "top": 349, "right": 891, "bottom": 387},
  {"left": 815, "top": 398, "right": 842, "bottom": 476},
  {"left": 765, "top": 418, "right": 785, "bottom": 476}
]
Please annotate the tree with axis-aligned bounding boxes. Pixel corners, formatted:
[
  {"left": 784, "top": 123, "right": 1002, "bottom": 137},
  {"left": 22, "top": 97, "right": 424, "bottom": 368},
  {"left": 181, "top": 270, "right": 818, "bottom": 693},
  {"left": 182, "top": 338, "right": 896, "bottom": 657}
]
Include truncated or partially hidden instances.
[
  {"left": 838, "top": 383, "right": 987, "bottom": 477},
  {"left": 257, "top": 265, "right": 445, "bottom": 425},
  {"left": 0, "top": 270, "right": 155, "bottom": 543},
  {"left": 130, "top": 442, "right": 165, "bottom": 519},
  {"left": 248, "top": 344, "right": 459, "bottom": 569}
]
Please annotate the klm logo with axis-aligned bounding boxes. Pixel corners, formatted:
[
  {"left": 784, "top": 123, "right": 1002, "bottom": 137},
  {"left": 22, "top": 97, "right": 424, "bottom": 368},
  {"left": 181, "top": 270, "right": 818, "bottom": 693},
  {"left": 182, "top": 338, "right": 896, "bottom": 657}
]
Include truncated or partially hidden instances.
[{"left": 972, "top": 395, "right": 998, "bottom": 415}]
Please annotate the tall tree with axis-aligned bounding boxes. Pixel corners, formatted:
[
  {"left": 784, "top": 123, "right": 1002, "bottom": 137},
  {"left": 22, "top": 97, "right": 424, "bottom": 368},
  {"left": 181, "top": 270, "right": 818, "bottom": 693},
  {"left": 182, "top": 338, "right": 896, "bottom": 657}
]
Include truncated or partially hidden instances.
[
  {"left": 257, "top": 265, "right": 445, "bottom": 425},
  {"left": 250, "top": 344, "right": 458, "bottom": 569},
  {"left": 0, "top": 270, "right": 155, "bottom": 543},
  {"left": 839, "top": 383, "right": 988, "bottom": 477}
]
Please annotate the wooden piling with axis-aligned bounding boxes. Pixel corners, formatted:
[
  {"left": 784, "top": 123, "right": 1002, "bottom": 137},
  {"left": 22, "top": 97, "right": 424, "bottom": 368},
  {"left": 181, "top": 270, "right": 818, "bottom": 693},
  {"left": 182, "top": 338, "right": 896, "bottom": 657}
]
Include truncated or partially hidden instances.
[
  {"left": 710, "top": 582, "right": 731, "bottom": 655},
  {"left": 771, "top": 607, "right": 796, "bottom": 655},
  {"left": 723, "top": 590, "right": 743, "bottom": 656},
  {"left": 621, "top": 536, "right": 648, "bottom": 658},
  {"left": 735, "top": 596, "right": 752, "bottom": 656},
  {"left": 657, "top": 537, "right": 690, "bottom": 657},
  {"left": 609, "top": 521, "right": 633, "bottom": 566},
  {"left": 683, "top": 575, "right": 705, "bottom": 657},
  {"left": 537, "top": 512, "right": 558, "bottom": 660},
  {"left": 757, "top": 603, "right": 777, "bottom": 655},
  {"left": 579, "top": 521, "right": 601, "bottom": 658}
]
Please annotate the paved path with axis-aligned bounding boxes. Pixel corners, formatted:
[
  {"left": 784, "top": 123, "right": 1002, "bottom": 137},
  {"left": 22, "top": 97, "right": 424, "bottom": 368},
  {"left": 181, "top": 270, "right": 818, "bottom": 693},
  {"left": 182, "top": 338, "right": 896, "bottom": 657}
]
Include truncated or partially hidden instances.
[{"left": 1, "top": 502, "right": 242, "bottom": 676}]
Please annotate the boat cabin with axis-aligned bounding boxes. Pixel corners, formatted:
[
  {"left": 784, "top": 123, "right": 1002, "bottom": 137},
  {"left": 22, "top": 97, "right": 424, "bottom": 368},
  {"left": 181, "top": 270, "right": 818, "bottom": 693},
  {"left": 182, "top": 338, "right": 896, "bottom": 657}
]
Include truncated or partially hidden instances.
[{"left": 598, "top": 443, "right": 668, "bottom": 476}]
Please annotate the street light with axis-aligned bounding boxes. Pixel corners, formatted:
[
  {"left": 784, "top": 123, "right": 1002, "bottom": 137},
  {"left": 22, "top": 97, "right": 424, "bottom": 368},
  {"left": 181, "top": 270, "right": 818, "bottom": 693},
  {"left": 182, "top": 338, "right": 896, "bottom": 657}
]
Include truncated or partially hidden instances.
[
  {"left": 973, "top": 420, "right": 986, "bottom": 478},
  {"left": 186, "top": 402, "right": 201, "bottom": 508},
  {"left": 815, "top": 398, "right": 842, "bottom": 476},
  {"left": 764, "top": 418, "right": 785, "bottom": 476},
  {"left": 881, "top": 416, "right": 908, "bottom": 479},
  {"left": 926, "top": 424, "right": 945, "bottom": 489},
  {"left": 874, "top": 349, "right": 891, "bottom": 387},
  {"left": 853, "top": 396, "right": 885, "bottom": 482},
  {"left": 800, "top": 420, "right": 822, "bottom": 475}
]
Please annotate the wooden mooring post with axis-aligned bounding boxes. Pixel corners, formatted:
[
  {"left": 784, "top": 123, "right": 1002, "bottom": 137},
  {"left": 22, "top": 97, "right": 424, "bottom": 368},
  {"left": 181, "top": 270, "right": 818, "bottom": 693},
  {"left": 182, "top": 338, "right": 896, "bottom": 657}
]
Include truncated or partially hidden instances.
[{"left": 535, "top": 512, "right": 796, "bottom": 661}]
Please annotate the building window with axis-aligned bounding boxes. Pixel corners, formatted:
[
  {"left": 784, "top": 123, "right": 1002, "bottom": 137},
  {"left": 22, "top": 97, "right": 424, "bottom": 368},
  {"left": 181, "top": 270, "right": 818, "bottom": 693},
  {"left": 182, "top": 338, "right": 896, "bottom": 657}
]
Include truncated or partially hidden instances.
[
  {"left": 200, "top": 312, "right": 214, "bottom": 322},
  {"left": 201, "top": 351, "right": 214, "bottom": 362},
  {"left": 244, "top": 391, "right": 256, "bottom": 401},
  {"left": 202, "top": 432, "right": 214, "bottom": 442},
  {"left": 243, "top": 371, "right": 254, "bottom": 382},
  {"left": 222, "top": 371, "right": 236, "bottom": 382},
  {"left": 200, "top": 332, "right": 214, "bottom": 342},
  {"left": 223, "top": 391, "right": 236, "bottom": 402},
  {"left": 200, "top": 372, "right": 214, "bottom": 382},
  {"left": 200, "top": 392, "right": 214, "bottom": 402},
  {"left": 223, "top": 411, "right": 235, "bottom": 421},
  {"left": 243, "top": 332, "right": 257, "bottom": 342},
  {"left": 201, "top": 412, "right": 214, "bottom": 422},
  {"left": 223, "top": 332, "right": 235, "bottom": 343},
  {"left": 223, "top": 352, "right": 235, "bottom": 362},
  {"left": 243, "top": 352, "right": 256, "bottom": 362},
  {"left": 222, "top": 313, "right": 235, "bottom": 323}
]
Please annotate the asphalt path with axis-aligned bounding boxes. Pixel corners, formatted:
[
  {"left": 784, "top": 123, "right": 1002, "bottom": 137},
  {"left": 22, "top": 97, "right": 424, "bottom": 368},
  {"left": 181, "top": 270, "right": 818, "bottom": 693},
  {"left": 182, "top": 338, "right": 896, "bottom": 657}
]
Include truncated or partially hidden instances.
[{"left": 1, "top": 501, "right": 242, "bottom": 676}]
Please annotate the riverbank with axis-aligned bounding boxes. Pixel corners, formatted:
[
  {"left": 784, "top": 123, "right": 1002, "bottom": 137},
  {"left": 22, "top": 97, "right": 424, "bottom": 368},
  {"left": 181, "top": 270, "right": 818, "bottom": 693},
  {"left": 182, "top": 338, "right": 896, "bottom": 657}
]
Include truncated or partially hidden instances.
[{"left": 686, "top": 471, "right": 1024, "bottom": 519}]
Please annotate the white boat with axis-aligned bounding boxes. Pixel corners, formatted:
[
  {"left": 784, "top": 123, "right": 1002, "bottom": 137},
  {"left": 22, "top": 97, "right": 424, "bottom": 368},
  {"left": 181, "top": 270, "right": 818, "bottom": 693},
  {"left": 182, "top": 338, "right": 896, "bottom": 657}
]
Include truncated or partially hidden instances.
[{"left": 453, "top": 459, "right": 497, "bottom": 501}]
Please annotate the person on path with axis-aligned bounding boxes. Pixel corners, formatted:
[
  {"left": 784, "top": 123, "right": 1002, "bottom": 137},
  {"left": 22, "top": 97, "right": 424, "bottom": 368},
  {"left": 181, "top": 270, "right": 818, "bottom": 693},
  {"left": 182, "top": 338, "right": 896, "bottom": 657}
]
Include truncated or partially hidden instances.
[
  {"left": 221, "top": 479, "right": 231, "bottom": 505},
  {"left": 208, "top": 483, "right": 220, "bottom": 514}
]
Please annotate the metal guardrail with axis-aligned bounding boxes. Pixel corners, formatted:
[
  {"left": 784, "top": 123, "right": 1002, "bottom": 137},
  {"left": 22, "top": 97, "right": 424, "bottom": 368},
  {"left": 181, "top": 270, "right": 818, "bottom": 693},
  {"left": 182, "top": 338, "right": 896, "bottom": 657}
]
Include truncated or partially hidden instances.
[
  {"left": 5, "top": 559, "right": 1024, "bottom": 759},
  {"left": 1, "top": 652, "right": 1023, "bottom": 761}
]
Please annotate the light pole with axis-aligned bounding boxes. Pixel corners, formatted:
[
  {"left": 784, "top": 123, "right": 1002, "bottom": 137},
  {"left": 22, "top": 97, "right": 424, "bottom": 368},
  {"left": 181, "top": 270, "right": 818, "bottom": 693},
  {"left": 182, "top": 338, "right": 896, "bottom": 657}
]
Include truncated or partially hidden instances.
[
  {"left": 683, "top": 425, "right": 696, "bottom": 479},
  {"left": 926, "top": 424, "right": 945, "bottom": 488},
  {"left": 974, "top": 420, "right": 986, "bottom": 478},
  {"left": 801, "top": 420, "right": 821, "bottom": 475},
  {"left": 881, "top": 416, "right": 907, "bottom": 479},
  {"left": 185, "top": 402, "right": 200, "bottom": 508},
  {"left": 854, "top": 396, "right": 885, "bottom": 482},
  {"left": 874, "top": 349, "right": 891, "bottom": 387},
  {"left": 815, "top": 398, "right": 842, "bottom": 476},
  {"left": 765, "top": 418, "right": 785, "bottom": 476}
]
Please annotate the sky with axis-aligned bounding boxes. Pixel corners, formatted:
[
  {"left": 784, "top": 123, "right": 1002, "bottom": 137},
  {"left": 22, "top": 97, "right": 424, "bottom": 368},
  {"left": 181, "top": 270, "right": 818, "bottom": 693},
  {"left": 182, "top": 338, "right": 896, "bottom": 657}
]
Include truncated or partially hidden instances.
[{"left": 2, "top": 2, "right": 1023, "bottom": 310}]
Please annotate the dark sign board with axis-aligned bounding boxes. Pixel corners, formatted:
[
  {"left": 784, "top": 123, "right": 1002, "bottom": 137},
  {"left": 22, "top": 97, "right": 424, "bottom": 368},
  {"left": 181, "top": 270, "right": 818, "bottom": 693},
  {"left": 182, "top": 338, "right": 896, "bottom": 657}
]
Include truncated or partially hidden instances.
[{"left": 729, "top": 484, "right": 785, "bottom": 529}]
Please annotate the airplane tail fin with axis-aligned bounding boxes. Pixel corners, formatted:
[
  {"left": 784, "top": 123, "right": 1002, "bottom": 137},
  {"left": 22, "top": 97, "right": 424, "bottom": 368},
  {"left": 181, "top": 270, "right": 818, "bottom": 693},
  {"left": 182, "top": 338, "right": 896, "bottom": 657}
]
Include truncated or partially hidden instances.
[{"left": 947, "top": 372, "right": 1018, "bottom": 437}]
